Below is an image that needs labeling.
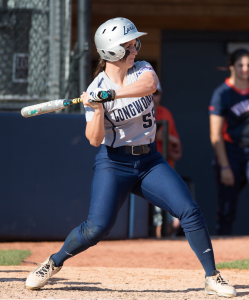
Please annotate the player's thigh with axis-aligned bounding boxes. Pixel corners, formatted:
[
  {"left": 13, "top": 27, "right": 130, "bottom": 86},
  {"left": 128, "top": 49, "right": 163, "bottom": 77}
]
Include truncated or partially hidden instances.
[
  {"left": 132, "top": 160, "right": 196, "bottom": 220},
  {"left": 88, "top": 158, "right": 136, "bottom": 229}
]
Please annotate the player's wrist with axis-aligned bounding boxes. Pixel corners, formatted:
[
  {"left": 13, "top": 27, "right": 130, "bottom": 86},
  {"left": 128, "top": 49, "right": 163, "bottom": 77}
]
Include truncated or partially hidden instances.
[
  {"left": 220, "top": 165, "right": 230, "bottom": 170},
  {"left": 89, "top": 88, "right": 116, "bottom": 103},
  {"left": 93, "top": 104, "right": 103, "bottom": 112}
]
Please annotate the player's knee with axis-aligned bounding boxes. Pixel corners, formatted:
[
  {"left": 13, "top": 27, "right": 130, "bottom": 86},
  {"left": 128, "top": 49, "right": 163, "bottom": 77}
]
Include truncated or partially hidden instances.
[
  {"left": 180, "top": 205, "right": 205, "bottom": 232},
  {"left": 79, "top": 220, "right": 111, "bottom": 247}
]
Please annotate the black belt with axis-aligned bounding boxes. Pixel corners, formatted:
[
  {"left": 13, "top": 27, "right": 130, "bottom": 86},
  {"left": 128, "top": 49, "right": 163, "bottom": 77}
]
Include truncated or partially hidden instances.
[
  {"left": 106, "top": 143, "right": 155, "bottom": 156},
  {"left": 125, "top": 144, "right": 151, "bottom": 155}
]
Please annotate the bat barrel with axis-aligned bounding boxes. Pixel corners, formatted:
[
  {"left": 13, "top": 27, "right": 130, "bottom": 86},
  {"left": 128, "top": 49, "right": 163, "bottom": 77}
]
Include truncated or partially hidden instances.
[{"left": 21, "top": 99, "right": 65, "bottom": 118}]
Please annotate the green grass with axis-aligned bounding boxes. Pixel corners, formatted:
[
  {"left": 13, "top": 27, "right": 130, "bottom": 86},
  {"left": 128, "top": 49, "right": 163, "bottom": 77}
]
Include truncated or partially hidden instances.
[
  {"left": 216, "top": 258, "right": 249, "bottom": 270},
  {"left": 0, "top": 250, "right": 31, "bottom": 266}
]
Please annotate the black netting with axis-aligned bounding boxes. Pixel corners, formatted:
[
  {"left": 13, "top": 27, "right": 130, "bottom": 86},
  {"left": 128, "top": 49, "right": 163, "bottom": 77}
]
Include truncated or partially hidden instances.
[
  {"left": 0, "top": 1, "right": 49, "bottom": 99},
  {"left": 0, "top": 0, "right": 73, "bottom": 110}
]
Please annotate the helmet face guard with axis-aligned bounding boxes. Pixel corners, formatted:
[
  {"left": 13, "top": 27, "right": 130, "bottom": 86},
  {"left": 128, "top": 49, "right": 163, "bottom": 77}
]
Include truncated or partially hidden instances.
[
  {"left": 135, "top": 38, "right": 141, "bottom": 52},
  {"left": 94, "top": 18, "right": 146, "bottom": 62}
]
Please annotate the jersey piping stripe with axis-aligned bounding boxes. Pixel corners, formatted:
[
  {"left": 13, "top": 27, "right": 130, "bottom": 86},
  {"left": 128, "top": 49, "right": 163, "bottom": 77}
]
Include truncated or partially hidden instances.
[
  {"left": 104, "top": 114, "right": 116, "bottom": 148},
  {"left": 98, "top": 78, "right": 104, "bottom": 88},
  {"left": 225, "top": 78, "right": 249, "bottom": 96}
]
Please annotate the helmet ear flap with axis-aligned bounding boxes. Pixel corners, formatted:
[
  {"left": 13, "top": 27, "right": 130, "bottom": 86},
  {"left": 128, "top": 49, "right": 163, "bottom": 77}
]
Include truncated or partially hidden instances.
[
  {"left": 97, "top": 44, "right": 126, "bottom": 62},
  {"left": 135, "top": 38, "right": 141, "bottom": 52}
]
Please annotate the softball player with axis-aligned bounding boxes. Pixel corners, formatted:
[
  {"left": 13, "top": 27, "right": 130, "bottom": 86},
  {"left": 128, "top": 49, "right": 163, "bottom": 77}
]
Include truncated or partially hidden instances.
[
  {"left": 209, "top": 48, "right": 249, "bottom": 235},
  {"left": 26, "top": 18, "right": 236, "bottom": 297}
]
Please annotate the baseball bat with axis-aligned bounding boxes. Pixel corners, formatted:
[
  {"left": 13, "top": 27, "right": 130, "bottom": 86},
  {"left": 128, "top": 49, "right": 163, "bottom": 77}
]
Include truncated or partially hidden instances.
[
  {"left": 21, "top": 98, "right": 83, "bottom": 118},
  {"left": 21, "top": 90, "right": 112, "bottom": 118}
]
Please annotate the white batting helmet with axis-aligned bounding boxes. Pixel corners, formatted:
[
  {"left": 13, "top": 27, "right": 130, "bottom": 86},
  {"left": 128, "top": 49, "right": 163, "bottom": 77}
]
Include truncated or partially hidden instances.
[{"left": 94, "top": 17, "right": 147, "bottom": 62}]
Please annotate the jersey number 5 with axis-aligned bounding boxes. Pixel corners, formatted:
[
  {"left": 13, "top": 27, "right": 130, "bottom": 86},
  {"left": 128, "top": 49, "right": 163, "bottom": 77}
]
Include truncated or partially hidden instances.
[{"left": 142, "top": 108, "right": 155, "bottom": 128}]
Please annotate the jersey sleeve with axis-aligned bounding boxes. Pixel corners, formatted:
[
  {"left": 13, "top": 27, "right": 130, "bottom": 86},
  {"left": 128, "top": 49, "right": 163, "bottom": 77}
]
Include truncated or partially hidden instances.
[
  {"left": 134, "top": 61, "right": 155, "bottom": 78},
  {"left": 84, "top": 106, "right": 95, "bottom": 122},
  {"left": 209, "top": 89, "right": 226, "bottom": 116}
]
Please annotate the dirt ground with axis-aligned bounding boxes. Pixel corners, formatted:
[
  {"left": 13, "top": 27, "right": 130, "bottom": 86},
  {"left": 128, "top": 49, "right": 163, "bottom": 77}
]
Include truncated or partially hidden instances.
[{"left": 0, "top": 237, "right": 249, "bottom": 299}]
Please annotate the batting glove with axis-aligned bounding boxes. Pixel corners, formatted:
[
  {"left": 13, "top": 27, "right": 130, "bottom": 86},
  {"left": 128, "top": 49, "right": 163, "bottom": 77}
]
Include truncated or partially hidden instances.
[{"left": 88, "top": 88, "right": 116, "bottom": 103}]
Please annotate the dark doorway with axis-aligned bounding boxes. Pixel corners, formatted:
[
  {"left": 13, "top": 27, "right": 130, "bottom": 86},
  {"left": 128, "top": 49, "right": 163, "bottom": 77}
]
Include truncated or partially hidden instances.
[{"left": 162, "top": 31, "right": 249, "bottom": 235}]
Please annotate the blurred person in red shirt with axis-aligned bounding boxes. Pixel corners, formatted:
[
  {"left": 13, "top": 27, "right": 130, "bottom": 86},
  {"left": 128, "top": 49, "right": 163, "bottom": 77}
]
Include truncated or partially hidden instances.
[
  {"left": 154, "top": 82, "right": 182, "bottom": 168},
  {"left": 153, "top": 82, "right": 182, "bottom": 237}
]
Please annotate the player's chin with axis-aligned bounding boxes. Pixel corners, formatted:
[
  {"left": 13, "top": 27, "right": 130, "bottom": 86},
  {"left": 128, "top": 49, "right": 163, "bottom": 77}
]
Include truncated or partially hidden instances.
[
  {"left": 127, "top": 57, "right": 135, "bottom": 67},
  {"left": 240, "top": 73, "right": 249, "bottom": 79}
]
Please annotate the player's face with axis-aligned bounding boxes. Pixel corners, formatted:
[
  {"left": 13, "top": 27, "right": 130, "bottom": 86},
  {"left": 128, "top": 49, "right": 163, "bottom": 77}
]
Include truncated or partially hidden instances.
[
  {"left": 231, "top": 56, "right": 249, "bottom": 80},
  {"left": 121, "top": 39, "right": 138, "bottom": 68}
]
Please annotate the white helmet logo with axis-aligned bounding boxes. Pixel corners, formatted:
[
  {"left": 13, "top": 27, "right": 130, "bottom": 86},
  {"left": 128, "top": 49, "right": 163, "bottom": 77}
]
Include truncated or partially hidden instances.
[{"left": 124, "top": 24, "right": 135, "bottom": 35}]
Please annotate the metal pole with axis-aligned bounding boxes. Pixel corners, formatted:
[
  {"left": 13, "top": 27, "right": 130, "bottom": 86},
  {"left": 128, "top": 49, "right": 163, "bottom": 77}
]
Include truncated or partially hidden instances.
[
  {"left": 77, "top": 0, "right": 91, "bottom": 113},
  {"left": 156, "top": 119, "right": 168, "bottom": 237},
  {"left": 3, "top": 0, "right": 7, "bottom": 9},
  {"left": 62, "top": 0, "right": 72, "bottom": 106},
  {"left": 49, "top": 0, "right": 61, "bottom": 101},
  {"left": 162, "top": 120, "right": 168, "bottom": 161},
  {"left": 128, "top": 193, "right": 135, "bottom": 239}
]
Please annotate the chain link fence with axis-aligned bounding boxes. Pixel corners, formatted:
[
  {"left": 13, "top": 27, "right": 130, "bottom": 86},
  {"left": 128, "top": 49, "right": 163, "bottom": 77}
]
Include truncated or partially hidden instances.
[
  {"left": 0, "top": 0, "right": 72, "bottom": 110},
  {"left": 64, "top": 41, "right": 90, "bottom": 113}
]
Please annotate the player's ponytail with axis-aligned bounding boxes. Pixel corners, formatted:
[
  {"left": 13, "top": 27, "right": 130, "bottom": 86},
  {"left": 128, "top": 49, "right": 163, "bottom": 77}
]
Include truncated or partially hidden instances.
[{"left": 94, "top": 58, "right": 106, "bottom": 78}]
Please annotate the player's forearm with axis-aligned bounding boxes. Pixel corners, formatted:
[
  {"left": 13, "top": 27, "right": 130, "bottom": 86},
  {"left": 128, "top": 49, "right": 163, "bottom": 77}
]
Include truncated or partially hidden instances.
[
  {"left": 211, "top": 136, "right": 230, "bottom": 167},
  {"left": 209, "top": 114, "right": 230, "bottom": 167},
  {"left": 86, "top": 109, "right": 105, "bottom": 147},
  {"left": 115, "top": 74, "right": 158, "bottom": 99}
]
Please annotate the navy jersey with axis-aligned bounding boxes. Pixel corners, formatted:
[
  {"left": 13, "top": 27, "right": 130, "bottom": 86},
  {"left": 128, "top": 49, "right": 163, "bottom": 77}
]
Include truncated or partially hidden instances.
[{"left": 209, "top": 78, "right": 249, "bottom": 146}]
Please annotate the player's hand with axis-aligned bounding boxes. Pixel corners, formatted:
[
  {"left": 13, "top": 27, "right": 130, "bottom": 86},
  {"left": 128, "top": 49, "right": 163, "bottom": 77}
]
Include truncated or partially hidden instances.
[
  {"left": 81, "top": 92, "right": 102, "bottom": 110},
  {"left": 155, "top": 127, "right": 163, "bottom": 141},
  {"left": 220, "top": 168, "right": 235, "bottom": 186},
  {"left": 168, "top": 135, "right": 182, "bottom": 161},
  {"left": 88, "top": 88, "right": 116, "bottom": 103}
]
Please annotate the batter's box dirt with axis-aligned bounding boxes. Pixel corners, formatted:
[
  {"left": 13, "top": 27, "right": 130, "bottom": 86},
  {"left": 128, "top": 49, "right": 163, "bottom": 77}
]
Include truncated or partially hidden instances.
[
  {"left": 0, "top": 266, "right": 249, "bottom": 299},
  {"left": 1, "top": 238, "right": 249, "bottom": 270}
]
